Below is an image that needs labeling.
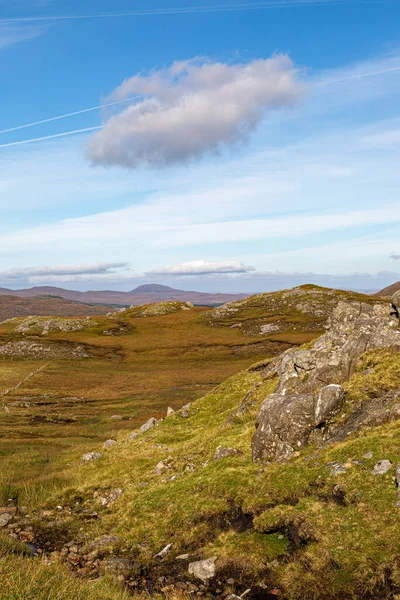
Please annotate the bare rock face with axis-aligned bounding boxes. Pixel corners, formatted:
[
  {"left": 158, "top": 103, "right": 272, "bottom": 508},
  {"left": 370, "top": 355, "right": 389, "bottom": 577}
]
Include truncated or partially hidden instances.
[
  {"left": 392, "top": 290, "right": 400, "bottom": 317},
  {"left": 315, "top": 385, "right": 346, "bottom": 426},
  {"left": 253, "top": 301, "right": 400, "bottom": 462}
]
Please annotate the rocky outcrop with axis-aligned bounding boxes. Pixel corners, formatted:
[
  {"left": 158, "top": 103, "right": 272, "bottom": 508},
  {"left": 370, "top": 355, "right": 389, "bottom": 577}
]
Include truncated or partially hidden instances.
[{"left": 253, "top": 301, "right": 400, "bottom": 462}]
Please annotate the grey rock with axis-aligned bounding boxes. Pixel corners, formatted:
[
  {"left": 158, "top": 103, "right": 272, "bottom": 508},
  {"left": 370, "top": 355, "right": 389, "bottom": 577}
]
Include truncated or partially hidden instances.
[
  {"left": 102, "top": 439, "right": 117, "bottom": 449},
  {"left": 392, "top": 290, "right": 400, "bottom": 316},
  {"left": 153, "top": 543, "right": 173, "bottom": 559},
  {"left": 176, "top": 553, "right": 191, "bottom": 560},
  {"left": 97, "top": 488, "right": 124, "bottom": 507},
  {"left": 315, "top": 385, "right": 346, "bottom": 425},
  {"left": 180, "top": 403, "right": 192, "bottom": 418},
  {"left": 103, "top": 557, "right": 142, "bottom": 579},
  {"left": 0, "top": 512, "right": 13, "bottom": 527},
  {"left": 252, "top": 393, "right": 314, "bottom": 462},
  {"left": 81, "top": 452, "right": 102, "bottom": 465},
  {"left": 329, "top": 462, "right": 347, "bottom": 476},
  {"left": 88, "top": 535, "right": 121, "bottom": 551},
  {"left": 167, "top": 407, "right": 175, "bottom": 417},
  {"left": 363, "top": 451, "right": 373, "bottom": 459},
  {"left": 128, "top": 432, "right": 139, "bottom": 441},
  {"left": 140, "top": 417, "right": 158, "bottom": 433},
  {"left": 110, "top": 415, "right": 123, "bottom": 421},
  {"left": 253, "top": 301, "right": 400, "bottom": 462},
  {"left": 154, "top": 460, "right": 168, "bottom": 475},
  {"left": 213, "top": 447, "right": 243, "bottom": 461},
  {"left": 188, "top": 556, "right": 218, "bottom": 582},
  {"left": 371, "top": 460, "right": 392, "bottom": 475}
]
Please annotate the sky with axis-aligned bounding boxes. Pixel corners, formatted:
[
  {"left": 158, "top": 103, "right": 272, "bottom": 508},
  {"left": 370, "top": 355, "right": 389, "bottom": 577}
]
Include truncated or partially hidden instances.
[{"left": 0, "top": 0, "right": 400, "bottom": 293}]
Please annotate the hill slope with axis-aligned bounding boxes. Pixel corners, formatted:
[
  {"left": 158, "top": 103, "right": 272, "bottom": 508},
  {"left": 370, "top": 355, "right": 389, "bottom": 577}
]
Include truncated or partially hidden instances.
[
  {"left": 0, "top": 294, "right": 114, "bottom": 322},
  {"left": 1, "top": 288, "right": 399, "bottom": 599},
  {"left": 375, "top": 280, "right": 400, "bottom": 297},
  {"left": 0, "top": 284, "right": 248, "bottom": 307}
]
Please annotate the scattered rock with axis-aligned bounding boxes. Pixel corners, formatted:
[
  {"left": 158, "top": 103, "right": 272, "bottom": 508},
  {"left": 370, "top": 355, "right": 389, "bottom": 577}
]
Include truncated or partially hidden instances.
[
  {"left": 110, "top": 415, "right": 123, "bottom": 421},
  {"left": 371, "top": 460, "right": 392, "bottom": 475},
  {"left": 167, "top": 407, "right": 175, "bottom": 417},
  {"left": 96, "top": 488, "right": 124, "bottom": 507},
  {"left": 0, "top": 512, "right": 14, "bottom": 527},
  {"left": 103, "top": 557, "right": 142, "bottom": 581},
  {"left": 81, "top": 452, "right": 102, "bottom": 465},
  {"left": 88, "top": 535, "right": 121, "bottom": 552},
  {"left": 188, "top": 556, "right": 218, "bottom": 582},
  {"left": 180, "top": 403, "right": 192, "bottom": 418},
  {"left": 363, "top": 451, "right": 373, "bottom": 459},
  {"left": 213, "top": 446, "right": 243, "bottom": 460},
  {"left": 102, "top": 439, "right": 117, "bottom": 449},
  {"left": 154, "top": 460, "right": 168, "bottom": 475},
  {"left": 176, "top": 553, "right": 191, "bottom": 560},
  {"left": 328, "top": 462, "right": 347, "bottom": 476},
  {"left": 140, "top": 417, "right": 159, "bottom": 433},
  {"left": 128, "top": 432, "right": 139, "bottom": 441},
  {"left": 153, "top": 543, "right": 173, "bottom": 559}
]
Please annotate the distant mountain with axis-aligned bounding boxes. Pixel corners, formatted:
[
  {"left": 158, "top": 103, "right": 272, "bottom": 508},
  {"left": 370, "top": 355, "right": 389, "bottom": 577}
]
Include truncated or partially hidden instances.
[
  {"left": 0, "top": 295, "right": 114, "bottom": 322},
  {"left": 375, "top": 281, "right": 400, "bottom": 297},
  {"left": 0, "top": 284, "right": 249, "bottom": 307}
]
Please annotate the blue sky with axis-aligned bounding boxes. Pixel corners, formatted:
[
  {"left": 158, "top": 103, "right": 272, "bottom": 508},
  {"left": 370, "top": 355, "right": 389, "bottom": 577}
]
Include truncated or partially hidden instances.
[{"left": 0, "top": 0, "right": 399, "bottom": 292}]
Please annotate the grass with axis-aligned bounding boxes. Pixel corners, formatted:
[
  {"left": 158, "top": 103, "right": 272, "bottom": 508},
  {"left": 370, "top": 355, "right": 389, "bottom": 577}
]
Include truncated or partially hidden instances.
[{"left": 1, "top": 290, "right": 399, "bottom": 599}]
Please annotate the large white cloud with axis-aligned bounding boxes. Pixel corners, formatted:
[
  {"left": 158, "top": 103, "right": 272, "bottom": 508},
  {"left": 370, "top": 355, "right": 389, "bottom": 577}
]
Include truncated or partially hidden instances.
[
  {"left": 147, "top": 260, "right": 255, "bottom": 276},
  {"left": 87, "top": 55, "right": 304, "bottom": 169}
]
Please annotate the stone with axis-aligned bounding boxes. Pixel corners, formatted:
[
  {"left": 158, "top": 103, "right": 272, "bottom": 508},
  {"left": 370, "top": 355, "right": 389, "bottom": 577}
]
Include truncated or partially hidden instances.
[
  {"left": 371, "top": 460, "right": 392, "bottom": 475},
  {"left": 176, "top": 553, "right": 191, "bottom": 560},
  {"left": 97, "top": 488, "right": 124, "bottom": 507},
  {"left": 104, "top": 558, "right": 142, "bottom": 580},
  {"left": 88, "top": 535, "right": 121, "bottom": 552},
  {"left": 392, "top": 290, "right": 400, "bottom": 316},
  {"left": 154, "top": 460, "right": 168, "bottom": 475},
  {"left": 213, "top": 447, "right": 242, "bottom": 461},
  {"left": 128, "top": 432, "right": 139, "bottom": 441},
  {"left": 102, "top": 439, "right": 117, "bottom": 449},
  {"left": 81, "top": 452, "right": 102, "bottom": 465},
  {"left": 140, "top": 417, "right": 158, "bottom": 433},
  {"left": 180, "top": 403, "right": 192, "bottom": 418},
  {"left": 329, "top": 462, "right": 347, "bottom": 476},
  {"left": 363, "top": 451, "right": 373, "bottom": 459},
  {"left": 252, "top": 393, "right": 315, "bottom": 462},
  {"left": 315, "top": 385, "right": 346, "bottom": 425},
  {"left": 167, "top": 407, "right": 175, "bottom": 417},
  {"left": 110, "top": 415, "right": 123, "bottom": 421},
  {"left": 0, "top": 512, "right": 13, "bottom": 527},
  {"left": 188, "top": 556, "right": 218, "bottom": 582},
  {"left": 253, "top": 301, "right": 400, "bottom": 462},
  {"left": 153, "top": 543, "right": 173, "bottom": 559}
]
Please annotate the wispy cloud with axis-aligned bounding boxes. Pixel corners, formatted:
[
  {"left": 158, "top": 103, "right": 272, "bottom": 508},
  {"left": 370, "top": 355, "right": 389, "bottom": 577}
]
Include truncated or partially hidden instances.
[
  {"left": 390, "top": 252, "right": 400, "bottom": 260},
  {"left": 0, "top": 23, "right": 44, "bottom": 49},
  {"left": 87, "top": 55, "right": 304, "bottom": 169},
  {"left": 147, "top": 260, "right": 255, "bottom": 276}
]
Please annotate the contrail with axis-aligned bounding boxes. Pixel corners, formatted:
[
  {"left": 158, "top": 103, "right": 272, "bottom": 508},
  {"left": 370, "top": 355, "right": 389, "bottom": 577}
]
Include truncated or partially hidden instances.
[
  {"left": 0, "top": 126, "right": 102, "bottom": 149},
  {"left": 314, "top": 65, "right": 400, "bottom": 86},
  {"left": 0, "top": 95, "right": 143, "bottom": 136},
  {"left": 0, "top": 0, "right": 397, "bottom": 24}
]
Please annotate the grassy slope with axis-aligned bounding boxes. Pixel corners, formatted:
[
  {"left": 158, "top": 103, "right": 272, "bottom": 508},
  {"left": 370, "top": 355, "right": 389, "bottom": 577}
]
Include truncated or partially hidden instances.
[
  {"left": 2, "top": 348, "right": 398, "bottom": 599},
  {"left": 2, "top": 287, "right": 398, "bottom": 599}
]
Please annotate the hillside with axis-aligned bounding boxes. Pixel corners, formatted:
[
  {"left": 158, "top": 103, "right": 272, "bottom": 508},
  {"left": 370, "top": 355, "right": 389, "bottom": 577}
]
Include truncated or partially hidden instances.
[
  {"left": 0, "top": 294, "right": 114, "bottom": 323},
  {"left": 1, "top": 287, "right": 399, "bottom": 599},
  {"left": 0, "top": 284, "right": 248, "bottom": 307},
  {"left": 375, "top": 280, "right": 400, "bottom": 297}
]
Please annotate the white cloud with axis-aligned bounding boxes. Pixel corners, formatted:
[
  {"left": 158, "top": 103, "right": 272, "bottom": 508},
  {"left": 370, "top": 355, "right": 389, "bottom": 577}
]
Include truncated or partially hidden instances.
[
  {"left": 87, "top": 55, "right": 304, "bottom": 169},
  {"left": 0, "top": 262, "right": 129, "bottom": 282},
  {"left": 147, "top": 260, "right": 255, "bottom": 276},
  {"left": 390, "top": 252, "right": 400, "bottom": 261}
]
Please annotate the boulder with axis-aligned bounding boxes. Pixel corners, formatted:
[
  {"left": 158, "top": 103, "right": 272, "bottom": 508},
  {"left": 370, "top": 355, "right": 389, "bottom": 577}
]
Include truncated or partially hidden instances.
[
  {"left": 188, "top": 556, "right": 218, "bottom": 582},
  {"left": 0, "top": 512, "right": 13, "bottom": 527},
  {"left": 253, "top": 393, "right": 314, "bottom": 462},
  {"left": 102, "top": 439, "right": 117, "bottom": 449},
  {"left": 140, "top": 417, "right": 158, "bottom": 433},
  {"left": 180, "top": 403, "right": 192, "bottom": 418},
  {"left": 253, "top": 301, "right": 400, "bottom": 462},
  {"left": 213, "top": 447, "right": 243, "bottom": 460},
  {"left": 103, "top": 557, "right": 142, "bottom": 580},
  {"left": 371, "top": 460, "right": 392, "bottom": 475},
  {"left": 81, "top": 452, "right": 102, "bottom": 465},
  {"left": 315, "top": 385, "right": 346, "bottom": 425}
]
